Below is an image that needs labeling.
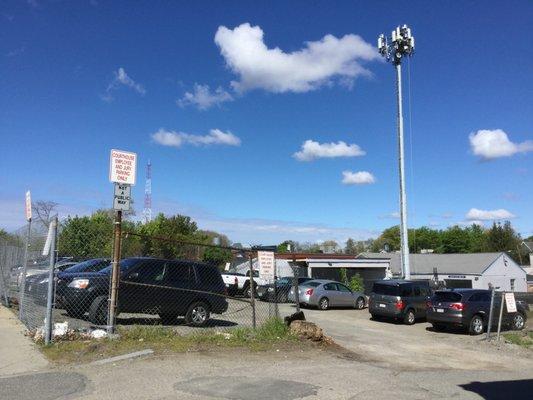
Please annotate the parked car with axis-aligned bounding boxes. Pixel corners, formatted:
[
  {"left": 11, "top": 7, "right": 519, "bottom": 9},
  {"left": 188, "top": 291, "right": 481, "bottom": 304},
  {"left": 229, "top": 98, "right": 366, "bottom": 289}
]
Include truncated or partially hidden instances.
[
  {"left": 288, "top": 280, "right": 367, "bottom": 310},
  {"left": 62, "top": 257, "right": 228, "bottom": 326},
  {"left": 26, "top": 258, "right": 111, "bottom": 306},
  {"left": 220, "top": 269, "right": 268, "bottom": 297},
  {"left": 221, "top": 271, "right": 245, "bottom": 296},
  {"left": 427, "top": 289, "right": 528, "bottom": 335},
  {"left": 257, "top": 277, "right": 313, "bottom": 302},
  {"left": 368, "top": 280, "right": 431, "bottom": 325},
  {"left": 12, "top": 260, "right": 78, "bottom": 288}
]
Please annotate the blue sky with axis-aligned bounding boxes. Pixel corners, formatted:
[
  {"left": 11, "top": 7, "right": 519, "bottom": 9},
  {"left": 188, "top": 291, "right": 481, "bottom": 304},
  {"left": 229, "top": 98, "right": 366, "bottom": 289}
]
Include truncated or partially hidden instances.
[{"left": 1, "top": 0, "right": 532, "bottom": 244}]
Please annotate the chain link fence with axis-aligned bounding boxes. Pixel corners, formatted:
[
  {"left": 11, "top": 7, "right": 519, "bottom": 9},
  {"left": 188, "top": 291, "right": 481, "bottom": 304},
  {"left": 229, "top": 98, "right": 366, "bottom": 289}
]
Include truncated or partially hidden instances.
[{"left": 2, "top": 220, "right": 531, "bottom": 343}]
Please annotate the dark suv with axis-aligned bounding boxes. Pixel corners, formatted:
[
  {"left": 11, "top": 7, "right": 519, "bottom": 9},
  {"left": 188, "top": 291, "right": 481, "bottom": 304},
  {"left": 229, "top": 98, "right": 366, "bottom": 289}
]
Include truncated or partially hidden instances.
[
  {"left": 62, "top": 257, "right": 228, "bottom": 326},
  {"left": 368, "top": 280, "right": 431, "bottom": 325},
  {"left": 427, "top": 289, "right": 527, "bottom": 335}
]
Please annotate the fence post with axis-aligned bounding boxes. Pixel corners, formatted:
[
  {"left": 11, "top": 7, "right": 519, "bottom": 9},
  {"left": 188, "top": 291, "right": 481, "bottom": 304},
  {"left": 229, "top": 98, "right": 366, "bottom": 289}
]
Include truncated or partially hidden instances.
[
  {"left": 18, "top": 220, "right": 32, "bottom": 319},
  {"left": 486, "top": 285, "right": 496, "bottom": 341},
  {"left": 273, "top": 257, "right": 279, "bottom": 319},
  {"left": 44, "top": 216, "right": 58, "bottom": 345},
  {"left": 291, "top": 246, "right": 301, "bottom": 313},
  {"left": 107, "top": 210, "right": 122, "bottom": 334},
  {"left": 496, "top": 291, "right": 505, "bottom": 341},
  {"left": 248, "top": 253, "right": 256, "bottom": 329},
  {"left": 0, "top": 246, "right": 9, "bottom": 307}
]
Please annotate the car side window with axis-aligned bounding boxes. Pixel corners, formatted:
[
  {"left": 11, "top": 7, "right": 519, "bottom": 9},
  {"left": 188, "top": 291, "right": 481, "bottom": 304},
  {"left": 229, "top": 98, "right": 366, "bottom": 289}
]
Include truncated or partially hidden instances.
[
  {"left": 130, "top": 261, "right": 166, "bottom": 283},
  {"left": 420, "top": 286, "right": 429, "bottom": 296},
  {"left": 323, "top": 283, "right": 337, "bottom": 291},
  {"left": 337, "top": 284, "right": 352, "bottom": 292},
  {"left": 165, "top": 262, "right": 192, "bottom": 283}
]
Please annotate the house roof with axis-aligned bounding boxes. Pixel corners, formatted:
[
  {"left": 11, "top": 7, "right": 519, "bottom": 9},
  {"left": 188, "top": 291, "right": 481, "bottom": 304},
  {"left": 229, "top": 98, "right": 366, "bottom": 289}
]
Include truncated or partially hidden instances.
[
  {"left": 275, "top": 253, "right": 358, "bottom": 261},
  {"left": 357, "top": 252, "right": 508, "bottom": 275},
  {"left": 522, "top": 241, "right": 533, "bottom": 252}
]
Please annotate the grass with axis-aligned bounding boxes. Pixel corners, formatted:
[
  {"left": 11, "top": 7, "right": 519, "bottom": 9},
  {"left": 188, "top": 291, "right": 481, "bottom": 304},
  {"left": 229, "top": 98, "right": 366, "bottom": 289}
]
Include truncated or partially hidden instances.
[
  {"left": 503, "top": 331, "right": 533, "bottom": 349},
  {"left": 40, "top": 318, "right": 304, "bottom": 364}
]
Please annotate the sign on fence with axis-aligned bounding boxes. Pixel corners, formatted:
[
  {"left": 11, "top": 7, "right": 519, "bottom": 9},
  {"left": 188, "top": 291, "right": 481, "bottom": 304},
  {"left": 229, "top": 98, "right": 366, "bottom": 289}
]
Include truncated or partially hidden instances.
[
  {"left": 25, "top": 190, "right": 32, "bottom": 221},
  {"left": 113, "top": 183, "right": 132, "bottom": 211},
  {"left": 504, "top": 292, "right": 517, "bottom": 313},
  {"left": 109, "top": 149, "right": 137, "bottom": 185},
  {"left": 258, "top": 251, "right": 275, "bottom": 280}
]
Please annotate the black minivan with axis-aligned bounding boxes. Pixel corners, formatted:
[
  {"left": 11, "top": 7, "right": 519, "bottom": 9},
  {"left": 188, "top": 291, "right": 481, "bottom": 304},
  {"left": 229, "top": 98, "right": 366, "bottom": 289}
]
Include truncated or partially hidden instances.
[
  {"left": 368, "top": 280, "right": 431, "bottom": 325},
  {"left": 62, "top": 257, "right": 228, "bottom": 326}
]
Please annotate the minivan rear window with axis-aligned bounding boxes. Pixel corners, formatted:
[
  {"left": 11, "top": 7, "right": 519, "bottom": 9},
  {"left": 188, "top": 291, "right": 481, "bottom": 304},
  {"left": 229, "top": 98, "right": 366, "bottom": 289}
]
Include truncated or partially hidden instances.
[
  {"left": 372, "top": 283, "right": 399, "bottom": 296},
  {"left": 433, "top": 292, "right": 462, "bottom": 302}
]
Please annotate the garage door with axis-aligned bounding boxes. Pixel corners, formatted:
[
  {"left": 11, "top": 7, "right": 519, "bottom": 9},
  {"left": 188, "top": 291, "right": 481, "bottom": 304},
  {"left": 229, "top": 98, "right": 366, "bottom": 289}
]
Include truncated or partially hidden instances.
[{"left": 445, "top": 279, "right": 472, "bottom": 289}]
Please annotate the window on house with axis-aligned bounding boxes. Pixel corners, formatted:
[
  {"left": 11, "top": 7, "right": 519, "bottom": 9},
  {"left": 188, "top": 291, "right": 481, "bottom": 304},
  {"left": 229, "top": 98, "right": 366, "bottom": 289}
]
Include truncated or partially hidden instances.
[{"left": 510, "top": 279, "right": 515, "bottom": 292}]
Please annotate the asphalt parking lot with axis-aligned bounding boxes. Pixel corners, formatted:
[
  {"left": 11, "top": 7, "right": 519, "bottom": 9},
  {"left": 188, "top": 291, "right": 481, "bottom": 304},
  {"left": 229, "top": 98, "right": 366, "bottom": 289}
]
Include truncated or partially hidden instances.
[{"left": 277, "top": 302, "right": 533, "bottom": 371}]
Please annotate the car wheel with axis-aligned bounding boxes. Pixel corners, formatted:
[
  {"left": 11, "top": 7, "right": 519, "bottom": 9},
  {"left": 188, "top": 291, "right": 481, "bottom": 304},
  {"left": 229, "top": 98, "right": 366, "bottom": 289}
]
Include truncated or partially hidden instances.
[
  {"left": 185, "top": 302, "right": 210, "bottom": 327},
  {"left": 159, "top": 313, "right": 178, "bottom": 325},
  {"left": 88, "top": 295, "right": 108, "bottom": 326},
  {"left": 469, "top": 315, "right": 484, "bottom": 335},
  {"left": 355, "top": 297, "right": 365, "bottom": 310},
  {"left": 511, "top": 313, "right": 525, "bottom": 331},
  {"left": 432, "top": 323, "right": 446, "bottom": 332},
  {"left": 318, "top": 297, "right": 329, "bottom": 310},
  {"left": 403, "top": 309, "right": 416, "bottom": 325},
  {"left": 370, "top": 314, "right": 381, "bottom": 321}
]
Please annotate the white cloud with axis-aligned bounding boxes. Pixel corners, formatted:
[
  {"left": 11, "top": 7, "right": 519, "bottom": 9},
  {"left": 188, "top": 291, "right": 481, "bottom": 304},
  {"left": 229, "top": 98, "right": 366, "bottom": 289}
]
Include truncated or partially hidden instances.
[
  {"left": 466, "top": 208, "right": 516, "bottom": 221},
  {"left": 379, "top": 212, "right": 400, "bottom": 219},
  {"left": 214, "top": 23, "right": 379, "bottom": 93},
  {"left": 469, "top": 129, "right": 533, "bottom": 160},
  {"left": 152, "top": 128, "right": 241, "bottom": 148},
  {"left": 341, "top": 171, "right": 376, "bottom": 185},
  {"left": 102, "top": 67, "right": 146, "bottom": 101},
  {"left": 178, "top": 83, "right": 233, "bottom": 110},
  {"left": 293, "top": 140, "right": 365, "bottom": 161}
]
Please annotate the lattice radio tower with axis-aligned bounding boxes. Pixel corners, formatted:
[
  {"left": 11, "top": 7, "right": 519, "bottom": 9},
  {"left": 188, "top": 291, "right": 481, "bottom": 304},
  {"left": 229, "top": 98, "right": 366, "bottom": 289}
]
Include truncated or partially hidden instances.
[{"left": 142, "top": 160, "right": 152, "bottom": 223}]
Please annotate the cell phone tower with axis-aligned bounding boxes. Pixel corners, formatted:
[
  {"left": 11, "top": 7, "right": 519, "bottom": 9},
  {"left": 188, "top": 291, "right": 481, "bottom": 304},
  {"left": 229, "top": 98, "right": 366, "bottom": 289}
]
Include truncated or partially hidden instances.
[
  {"left": 142, "top": 160, "right": 152, "bottom": 224},
  {"left": 378, "top": 25, "right": 415, "bottom": 280}
]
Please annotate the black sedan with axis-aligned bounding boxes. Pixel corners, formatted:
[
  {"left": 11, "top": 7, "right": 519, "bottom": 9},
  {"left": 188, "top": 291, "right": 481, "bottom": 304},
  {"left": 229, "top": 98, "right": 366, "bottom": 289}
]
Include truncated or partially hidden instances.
[{"left": 257, "top": 277, "right": 313, "bottom": 303}]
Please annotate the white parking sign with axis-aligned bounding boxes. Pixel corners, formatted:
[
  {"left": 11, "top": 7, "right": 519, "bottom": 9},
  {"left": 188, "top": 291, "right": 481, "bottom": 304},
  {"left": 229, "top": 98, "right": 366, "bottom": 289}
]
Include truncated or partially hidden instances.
[
  {"left": 504, "top": 292, "right": 517, "bottom": 313},
  {"left": 258, "top": 251, "right": 275, "bottom": 280}
]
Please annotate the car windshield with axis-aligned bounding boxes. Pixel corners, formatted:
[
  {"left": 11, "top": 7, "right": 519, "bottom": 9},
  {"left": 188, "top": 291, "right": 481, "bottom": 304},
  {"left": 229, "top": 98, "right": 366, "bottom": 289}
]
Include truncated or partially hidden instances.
[
  {"left": 99, "top": 258, "right": 139, "bottom": 275},
  {"left": 64, "top": 259, "right": 109, "bottom": 273},
  {"left": 372, "top": 283, "right": 399, "bottom": 296},
  {"left": 301, "top": 281, "right": 322, "bottom": 288},
  {"left": 433, "top": 292, "right": 462, "bottom": 302}
]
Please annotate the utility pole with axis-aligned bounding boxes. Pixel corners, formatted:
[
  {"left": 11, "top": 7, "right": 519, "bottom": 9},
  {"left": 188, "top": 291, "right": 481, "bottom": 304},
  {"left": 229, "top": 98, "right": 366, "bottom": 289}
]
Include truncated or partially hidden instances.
[
  {"left": 107, "top": 210, "right": 122, "bottom": 334},
  {"left": 378, "top": 25, "right": 415, "bottom": 280}
]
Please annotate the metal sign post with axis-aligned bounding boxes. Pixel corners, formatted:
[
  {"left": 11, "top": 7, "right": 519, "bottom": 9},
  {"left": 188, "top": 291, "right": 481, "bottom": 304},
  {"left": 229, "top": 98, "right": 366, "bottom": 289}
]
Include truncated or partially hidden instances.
[
  {"left": 19, "top": 190, "right": 33, "bottom": 319},
  {"left": 496, "top": 291, "right": 506, "bottom": 341},
  {"left": 248, "top": 254, "right": 256, "bottom": 329},
  {"left": 107, "top": 149, "right": 137, "bottom": 334},
  {"left": 486, "top": 285, "right": 496, "bottom": 341},
  {"left": 44, "top": 216, "right": 58, "bottom": 345}
]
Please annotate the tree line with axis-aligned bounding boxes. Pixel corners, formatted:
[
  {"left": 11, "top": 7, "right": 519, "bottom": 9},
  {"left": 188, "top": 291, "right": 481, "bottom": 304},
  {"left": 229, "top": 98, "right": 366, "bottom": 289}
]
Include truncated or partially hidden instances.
[{"left": 278, "top": 222, "right": 531, "bottom": 264}]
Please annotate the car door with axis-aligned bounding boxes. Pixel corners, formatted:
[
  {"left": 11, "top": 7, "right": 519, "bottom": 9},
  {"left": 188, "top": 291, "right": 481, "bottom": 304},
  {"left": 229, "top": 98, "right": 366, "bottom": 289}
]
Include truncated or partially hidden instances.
[
  {"left": 337, "top": 283, "right": 355, "bottom": 306},
  {"left": 160, "top": 261, "right": 194, "bottom": 315},
  {"left": 322, "top": 283, "right": 340, "bottom": 307},
  {"left": 120, "top": 260, "right": 166, "bottom": 314},
  {"left": 412, "top": 284, "right": 427, "bottom": 317}
]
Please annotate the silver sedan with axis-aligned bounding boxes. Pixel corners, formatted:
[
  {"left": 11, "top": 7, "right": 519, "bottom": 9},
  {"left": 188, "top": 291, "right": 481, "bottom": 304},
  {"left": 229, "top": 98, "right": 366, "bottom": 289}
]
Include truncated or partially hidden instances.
[{"left": 288, "top": 279, "right": 366, "bottom": 310}]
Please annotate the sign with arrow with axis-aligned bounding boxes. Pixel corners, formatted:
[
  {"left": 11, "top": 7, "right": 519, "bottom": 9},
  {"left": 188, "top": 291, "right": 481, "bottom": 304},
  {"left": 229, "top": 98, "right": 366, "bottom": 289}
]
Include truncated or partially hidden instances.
[{"left": 113, "top": 183, "right": 132, "bottom": 211}]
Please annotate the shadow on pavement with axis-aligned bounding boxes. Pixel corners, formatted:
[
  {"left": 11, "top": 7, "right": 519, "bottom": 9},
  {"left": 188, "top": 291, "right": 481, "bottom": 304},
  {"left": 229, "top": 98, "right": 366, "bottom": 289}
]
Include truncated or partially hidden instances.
[{"left": 460, "top": 379, "right": 533, "bottom": 399}]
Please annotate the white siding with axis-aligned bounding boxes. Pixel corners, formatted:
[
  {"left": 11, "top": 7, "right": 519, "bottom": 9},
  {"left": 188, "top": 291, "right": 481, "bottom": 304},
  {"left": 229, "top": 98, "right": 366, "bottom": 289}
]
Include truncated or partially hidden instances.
[{"left": 480, "top": 254, "right": 527, "bottom": 292}]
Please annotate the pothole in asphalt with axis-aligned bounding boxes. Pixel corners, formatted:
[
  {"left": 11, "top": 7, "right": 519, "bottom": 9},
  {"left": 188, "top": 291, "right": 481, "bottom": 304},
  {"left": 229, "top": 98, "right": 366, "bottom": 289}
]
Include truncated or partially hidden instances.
[
  {"left": 174, "top": 376, "right": 319, "bottom": 400},
  {"left": 0, "top": 372, "right": 87, "bottom": 400}
]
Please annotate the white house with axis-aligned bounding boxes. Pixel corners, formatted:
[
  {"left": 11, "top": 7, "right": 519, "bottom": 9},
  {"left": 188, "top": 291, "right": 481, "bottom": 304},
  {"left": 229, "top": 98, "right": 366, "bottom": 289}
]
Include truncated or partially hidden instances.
[{"left": 358, "top": 252, "right": 527, "bottom": 292}]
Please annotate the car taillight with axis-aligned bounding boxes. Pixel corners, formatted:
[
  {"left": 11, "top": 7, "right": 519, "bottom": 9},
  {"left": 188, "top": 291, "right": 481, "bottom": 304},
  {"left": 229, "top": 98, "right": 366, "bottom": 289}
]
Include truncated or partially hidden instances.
[
  {"left": 426, "top": 301, "right": 432, "bottom": 309},
  {"left": 395, "top": 299, "right": 405, "bottom": 310},
  {"left": 305, "top": 288, "right": 314, "bottom": 296},
  {"left": 449, "top": 303, "right": 465, "bottom": 311}
]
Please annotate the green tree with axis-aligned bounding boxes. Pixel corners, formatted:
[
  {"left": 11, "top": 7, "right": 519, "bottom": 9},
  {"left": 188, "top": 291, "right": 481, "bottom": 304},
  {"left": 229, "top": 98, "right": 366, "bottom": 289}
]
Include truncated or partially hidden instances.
[
  {"left": 138, "top": 213, "right": 199, "bottom": 259},
  {"left": 344, "top": 239, "right": 357, "bottom": 254},
  {"left": 438, "top": 226, "right": 471, "bottom": 253},
  {"left": 348, "top": 273, "right": 365, "bottom": 292},
  {"left": 371, "top": 226, "right": 401, "bottom": 252},
  {"left": 58, "top": 211, "right": 114, "bottom": 258},
  {"left": 0, "top": 229, "right": 23, "bottom": 246},
  {"left": 485, "top": 221, "right": 521, "bottom": 262},
  {"left": 409, "top": 226, "right": 441, "bottom": 253}
]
